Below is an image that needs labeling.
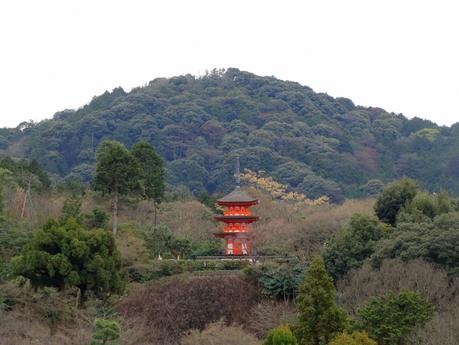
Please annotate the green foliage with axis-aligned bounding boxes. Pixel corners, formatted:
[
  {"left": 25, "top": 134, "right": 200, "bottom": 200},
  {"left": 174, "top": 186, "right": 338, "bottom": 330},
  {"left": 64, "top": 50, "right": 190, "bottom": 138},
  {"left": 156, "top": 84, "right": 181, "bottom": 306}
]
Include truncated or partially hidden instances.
[
  {"left": 197, "top": 191, "right": 222, "bottom": 214},
  {"left": 357, "top": 290, "right": 433, "bottom": 345},
  {"left": 93, "top": 140, "right": 140, "bottom": 196},
  {"left": 127, "top": 259, "right": 249, "bottom": 282},
  {"left": 93, "top": 140, "right": 141, "bottom": 234},
  {"left": 371, "top": 212, "right": 459, "bottom": 275},
  {"left": 6, "top": 69, "right": 459, "bottom": 199},
  {"left": 144, "top": 224, "right": 192, "bottom": 259},
  {"left": 131, "top": 140, "right": 165, "bottom": 205},
  {"left": 85, "top": 208, "right": 109, "bottom": 229},
  {"left": 323, "top": 214, "right": 389, "bottom": 280},
  {"left": 60, "top": 197, "right": 83, "bottom": 224},
  {"left": 258, "top": 262, "right": 305, "bottom": 301},
  {"left": 0, "top": 157, "right": 50, "bottom": 190},
  {"left": 263, "top": 325, "right": 298, "bottom": 345},
  {"left": 91, "top": 318, "right": 120, "bottom": 345},
  {"left": 329, "top": 331, "right": 377, "bottom": 345},
  {"left": 11, "top": 218, "right": 125, "bottom": 301},
  {"left": 374, "top": 178, "right": 419, "bottom": 226},
  {"left": 296, "top": 256, "right": 347, "bottom": 345}
]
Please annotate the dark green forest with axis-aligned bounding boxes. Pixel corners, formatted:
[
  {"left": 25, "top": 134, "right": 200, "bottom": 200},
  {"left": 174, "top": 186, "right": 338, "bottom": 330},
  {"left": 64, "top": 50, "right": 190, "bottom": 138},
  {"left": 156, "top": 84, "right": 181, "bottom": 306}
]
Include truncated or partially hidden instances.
[{"left": 1, "top": 68, "right": 458, "bottom": 201}]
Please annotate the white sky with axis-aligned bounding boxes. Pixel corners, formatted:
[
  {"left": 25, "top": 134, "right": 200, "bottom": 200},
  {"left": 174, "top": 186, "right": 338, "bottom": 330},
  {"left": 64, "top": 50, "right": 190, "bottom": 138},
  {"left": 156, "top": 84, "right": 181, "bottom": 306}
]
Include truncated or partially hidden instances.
[{"left": 0, "top": 0, "right": 458, "bottom": 128}]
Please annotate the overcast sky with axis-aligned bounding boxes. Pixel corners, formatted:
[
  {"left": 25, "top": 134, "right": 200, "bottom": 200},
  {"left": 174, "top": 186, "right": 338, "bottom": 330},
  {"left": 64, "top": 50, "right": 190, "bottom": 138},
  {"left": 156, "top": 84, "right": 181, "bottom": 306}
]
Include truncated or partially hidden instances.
[{"left": 1, "top": 0, "right": 458, "bottom": 128}]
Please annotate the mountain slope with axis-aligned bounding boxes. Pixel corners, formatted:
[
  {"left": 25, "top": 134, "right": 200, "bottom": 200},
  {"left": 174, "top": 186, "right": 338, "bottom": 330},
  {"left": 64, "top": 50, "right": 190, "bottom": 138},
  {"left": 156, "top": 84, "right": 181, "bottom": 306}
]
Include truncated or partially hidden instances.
[{"left": 1, "top": 68, "right": 459, "bottom": 200}]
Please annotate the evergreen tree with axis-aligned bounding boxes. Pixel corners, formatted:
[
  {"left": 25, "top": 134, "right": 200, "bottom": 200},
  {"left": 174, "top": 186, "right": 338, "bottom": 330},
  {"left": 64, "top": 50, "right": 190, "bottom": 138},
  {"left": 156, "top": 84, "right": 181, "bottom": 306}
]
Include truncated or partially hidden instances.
[
  {"left": 93, "top": 140, "right": 141, "bottom": 235},
  {"left": 374, "top": 178, "right": 419, "bottom": 226},
  {"left": 11, "top": 218, "right": 125, "bottom": 304},
  {"left": 131, "top": 141, "right": 165, "bottom": 225},
  {"left": 296, "top": 256, "right": 347, "bottom": 345}
]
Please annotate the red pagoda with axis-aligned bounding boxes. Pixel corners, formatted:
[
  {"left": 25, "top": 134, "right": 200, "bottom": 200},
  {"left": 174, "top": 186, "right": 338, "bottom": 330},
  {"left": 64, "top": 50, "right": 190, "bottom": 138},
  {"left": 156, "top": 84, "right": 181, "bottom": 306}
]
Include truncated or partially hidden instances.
[{"left": 213, "top": 158, "right": 259, "bottom": 255}]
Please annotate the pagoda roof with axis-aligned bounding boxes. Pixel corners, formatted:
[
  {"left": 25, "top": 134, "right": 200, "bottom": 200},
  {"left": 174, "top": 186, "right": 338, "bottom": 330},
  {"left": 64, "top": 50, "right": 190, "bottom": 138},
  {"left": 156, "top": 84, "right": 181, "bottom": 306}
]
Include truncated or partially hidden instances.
[{"left": 217, "top": 187, "right": 258, "bottom": 205}]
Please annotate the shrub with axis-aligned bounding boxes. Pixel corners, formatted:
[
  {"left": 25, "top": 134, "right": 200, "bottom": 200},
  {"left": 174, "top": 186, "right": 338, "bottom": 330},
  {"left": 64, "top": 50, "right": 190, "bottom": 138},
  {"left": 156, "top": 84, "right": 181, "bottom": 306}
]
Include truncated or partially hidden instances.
[
  {"left": 263, "top": 325, "right": 298, "bottom": 345},
  {"left": 329, "top": 331, "right": 377, "bottom": 345},
  {"left": 91, "top": 318, "right": 120, "bottom": 345}
]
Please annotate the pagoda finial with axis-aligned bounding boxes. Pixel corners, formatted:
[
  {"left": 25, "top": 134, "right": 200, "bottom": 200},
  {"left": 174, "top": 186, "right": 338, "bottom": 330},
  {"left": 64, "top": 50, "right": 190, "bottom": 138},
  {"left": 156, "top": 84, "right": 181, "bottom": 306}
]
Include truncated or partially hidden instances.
[{"left": 235, "top": 155, "right": 241, "bottom": 189}]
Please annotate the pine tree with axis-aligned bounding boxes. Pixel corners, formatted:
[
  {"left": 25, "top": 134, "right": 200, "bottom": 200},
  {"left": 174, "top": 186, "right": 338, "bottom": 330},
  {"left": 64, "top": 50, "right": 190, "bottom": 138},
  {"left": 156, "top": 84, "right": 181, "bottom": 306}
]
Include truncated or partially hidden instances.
[{"left": 296, "top": 255, "right": 347, "bottom": 345}]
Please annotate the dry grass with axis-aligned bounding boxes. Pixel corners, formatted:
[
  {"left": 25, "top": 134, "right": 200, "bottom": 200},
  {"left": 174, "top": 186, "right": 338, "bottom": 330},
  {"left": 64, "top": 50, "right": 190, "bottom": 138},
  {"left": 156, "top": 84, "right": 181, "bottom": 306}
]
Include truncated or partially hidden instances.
[
  {"left": 246, "top": 300, "right": 297, "bottom": 339},
  {"left": 337, "top": 259, "right": 458, "bottom": 315},
  {"left": 181, "top": 321, "right": 261, "bottom": 345}
]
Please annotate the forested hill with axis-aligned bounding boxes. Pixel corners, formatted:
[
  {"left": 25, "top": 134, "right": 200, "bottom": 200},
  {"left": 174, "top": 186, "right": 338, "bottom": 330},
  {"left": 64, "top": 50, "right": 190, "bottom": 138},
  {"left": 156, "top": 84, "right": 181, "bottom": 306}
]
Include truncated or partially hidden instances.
[{"left": 1, "top": 68, "right": 459, "bottom": 200}]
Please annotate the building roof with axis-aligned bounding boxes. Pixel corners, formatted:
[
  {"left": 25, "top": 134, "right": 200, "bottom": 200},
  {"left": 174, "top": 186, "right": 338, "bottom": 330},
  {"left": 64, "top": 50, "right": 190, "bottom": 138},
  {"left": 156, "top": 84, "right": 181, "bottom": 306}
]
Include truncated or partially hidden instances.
[{"left": 217, "top": 187, "right": 258, "bottom": 204}]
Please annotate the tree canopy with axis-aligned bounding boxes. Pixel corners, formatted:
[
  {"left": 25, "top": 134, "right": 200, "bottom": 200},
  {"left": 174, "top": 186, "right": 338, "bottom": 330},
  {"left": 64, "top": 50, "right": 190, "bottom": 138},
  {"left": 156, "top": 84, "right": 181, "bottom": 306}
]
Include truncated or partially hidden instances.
[
  {"left": 11, "top": 217, "right": 125, "bottom": 302},
  {"left": 3, "top": 68, "right": 459, "bottom": 198}
]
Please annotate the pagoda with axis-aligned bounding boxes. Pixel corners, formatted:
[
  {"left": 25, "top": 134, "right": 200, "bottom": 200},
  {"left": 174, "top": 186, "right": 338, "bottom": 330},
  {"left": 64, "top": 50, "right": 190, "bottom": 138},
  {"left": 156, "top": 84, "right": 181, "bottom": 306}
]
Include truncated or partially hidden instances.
[{"left": 213, "top": 158, "right": 259, "bottom": 255}]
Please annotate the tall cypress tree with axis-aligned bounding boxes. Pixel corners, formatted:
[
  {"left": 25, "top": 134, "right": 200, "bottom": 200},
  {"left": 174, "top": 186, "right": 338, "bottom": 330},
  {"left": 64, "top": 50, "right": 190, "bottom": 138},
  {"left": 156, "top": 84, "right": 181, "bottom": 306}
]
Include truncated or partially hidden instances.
[
  {"left": 131, "top": 141, "right": 165, "bottom": 225},
  {"left": 296, "top": 255, "right": 347, "bottom": 345},
  {"left": 93, "top": 140, "right": 140, "bottom": 235}
]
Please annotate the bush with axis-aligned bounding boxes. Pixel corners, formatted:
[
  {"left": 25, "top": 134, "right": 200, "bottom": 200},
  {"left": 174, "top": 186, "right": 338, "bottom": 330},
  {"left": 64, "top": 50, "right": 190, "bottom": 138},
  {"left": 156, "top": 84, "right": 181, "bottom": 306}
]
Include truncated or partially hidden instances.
[
  {"left": 263, "top": 325, "right": 297, "bottom": 345},
  {"left": 91, "top": 318, "right": 120, "bottom": 345},
  {"left": 329, "top": 331, "right": 377, "bottom": 345}
]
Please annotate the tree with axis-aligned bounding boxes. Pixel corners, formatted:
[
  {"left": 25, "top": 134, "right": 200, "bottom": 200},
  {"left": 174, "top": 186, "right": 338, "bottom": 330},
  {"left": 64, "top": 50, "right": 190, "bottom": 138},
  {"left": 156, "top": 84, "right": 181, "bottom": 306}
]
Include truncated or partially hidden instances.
[
  {"left": 11, "top": 218, "right": 125, "bottom": 304},
  {"left": 323, "top": 214, "right": 388, "bottom": 280},
  {"left": 357, "top": 290, "right": 433, "bottom": 345},
  {"left": 0, "top": 168, "right": 11, "bottom": 220},
  {"left": 329, "top": 331, "right": 377, "bottom": 345},
  {"left": 91, "top": 318, "right": 120, "bottom": 345},
  {"left": 374, "top": 178, "right": 419, "bottom": 226},
  {"left": 93, "top": 140, "right": 141, "bottom": 235},
  {"left": 131, "top": 141, "right": 165, "bottom": 225},
  {"left": 263, "top": 325, "right": 298, "bottom": 345},
  {"left": 60, "top": 196, "right": 83, "bottom": 224},
  {"left": 296, "top": 256, "right": 347, "bottom": 345}
]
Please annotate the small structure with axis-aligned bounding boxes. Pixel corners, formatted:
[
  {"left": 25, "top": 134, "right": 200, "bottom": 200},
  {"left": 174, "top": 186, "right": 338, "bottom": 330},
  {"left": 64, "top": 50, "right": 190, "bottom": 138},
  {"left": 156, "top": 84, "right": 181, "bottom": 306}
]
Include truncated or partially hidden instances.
[{"left": 213, "top": 157, "right": 259, "bottom": 255}]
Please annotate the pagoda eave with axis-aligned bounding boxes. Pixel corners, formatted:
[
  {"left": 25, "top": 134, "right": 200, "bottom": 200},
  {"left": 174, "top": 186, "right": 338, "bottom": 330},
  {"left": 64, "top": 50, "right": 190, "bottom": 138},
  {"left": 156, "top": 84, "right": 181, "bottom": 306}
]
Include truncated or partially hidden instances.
[
  {"left": 214, "top": 216, "right": 259, "bottom": 223},
  {"left": 213, "top": 232, "right": 254, "bottom": 239}
]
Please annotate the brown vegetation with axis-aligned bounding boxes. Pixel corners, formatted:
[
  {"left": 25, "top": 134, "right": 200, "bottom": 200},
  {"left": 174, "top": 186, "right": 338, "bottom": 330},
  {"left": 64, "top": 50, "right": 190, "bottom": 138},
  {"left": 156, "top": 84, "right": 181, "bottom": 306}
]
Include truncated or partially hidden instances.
[
  {"left": 118, "top": 272, "right": 260, "bottom": 345},
  {"left": 180, "top": 321, "right": 261, "bottom": 345}
]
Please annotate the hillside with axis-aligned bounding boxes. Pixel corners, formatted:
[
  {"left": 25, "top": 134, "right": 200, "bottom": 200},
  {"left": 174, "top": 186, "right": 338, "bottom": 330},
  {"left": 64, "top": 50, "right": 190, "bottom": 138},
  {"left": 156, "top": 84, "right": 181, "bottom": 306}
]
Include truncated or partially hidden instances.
[{"left": 1, "top": 68, "right": 459, "bottom": 200}]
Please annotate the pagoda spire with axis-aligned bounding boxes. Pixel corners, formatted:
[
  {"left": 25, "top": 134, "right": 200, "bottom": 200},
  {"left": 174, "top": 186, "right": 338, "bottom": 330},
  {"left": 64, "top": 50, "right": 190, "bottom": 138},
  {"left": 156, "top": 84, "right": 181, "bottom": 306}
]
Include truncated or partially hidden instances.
[{"left": 235, "top": 156, "right": 241, "bottom": 189}]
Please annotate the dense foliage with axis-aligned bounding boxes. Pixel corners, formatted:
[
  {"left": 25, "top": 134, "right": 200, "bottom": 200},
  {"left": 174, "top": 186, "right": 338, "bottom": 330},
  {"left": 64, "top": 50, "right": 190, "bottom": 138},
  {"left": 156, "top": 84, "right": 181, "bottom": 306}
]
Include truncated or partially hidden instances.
[
  {"left": 2, "top": 69, "right": 459, "bottom": 199},
  {"left": 357, "top": 290, "right": 433, "bottom": 345},
  {"left": 11, "top": 218, "right": 125, "bottom": 301},
  {"left": 323, "top": 214, "right": 389, "bottom": 280}
]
